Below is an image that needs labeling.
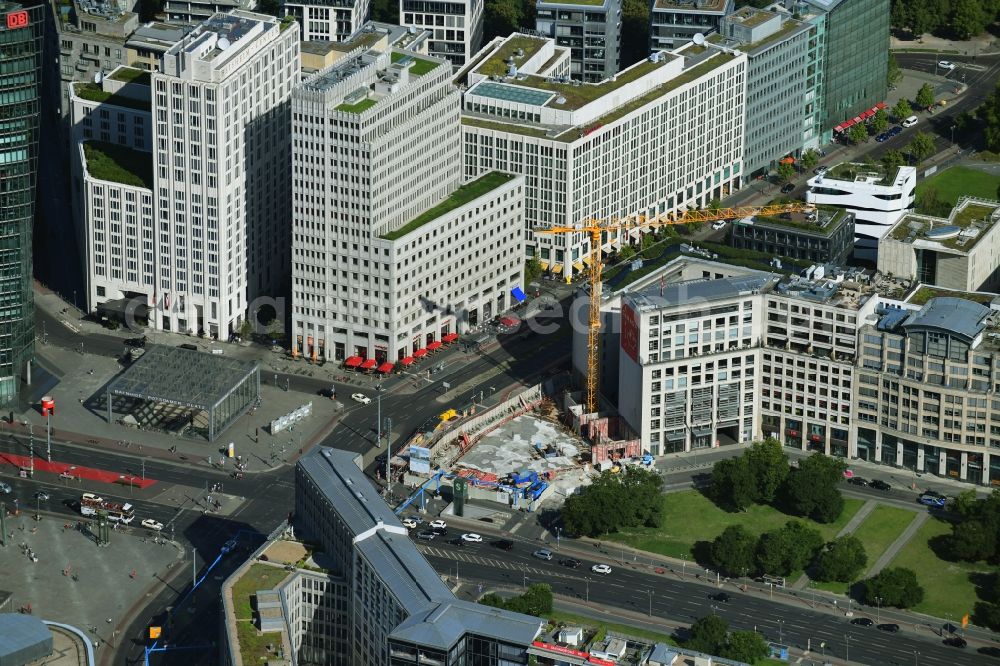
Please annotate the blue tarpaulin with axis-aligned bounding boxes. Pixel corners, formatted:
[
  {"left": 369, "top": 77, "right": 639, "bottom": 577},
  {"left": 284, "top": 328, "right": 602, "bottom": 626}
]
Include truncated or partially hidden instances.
[{"left": 511, "top": 287, "right": 526, "bottom": 302}]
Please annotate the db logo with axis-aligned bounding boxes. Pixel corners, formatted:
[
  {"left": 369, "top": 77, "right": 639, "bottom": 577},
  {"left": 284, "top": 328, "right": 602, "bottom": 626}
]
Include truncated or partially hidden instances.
[{"left": 6, "top": 11, "right": 28, "bottom": 29}]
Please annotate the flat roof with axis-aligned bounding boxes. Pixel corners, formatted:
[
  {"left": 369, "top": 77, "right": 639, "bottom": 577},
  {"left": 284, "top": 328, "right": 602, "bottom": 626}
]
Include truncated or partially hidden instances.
[
  {"left": 73, "top": 82, "right": 150, "bottom": 113},
  {"left": 390, "top": 600, "right": 542, "bottom": 650},
  {"left": 888, "top": 198, "right": 1000, "bottom": 252},
  {"left": 626, "top": 273, "right": 780, "bottom": 312},
  {"left": 83, "top": 141, "right": 154, "bottom": 190},
  {"left": 741, "top": 206, "right": 849, "bottom": 236},
  {"left": 470, "top": 81, "right": 554, "bottom": 106},
  {"left": 107, "top": 344, "right": 259, "bottom": 410},
  {"left": 653, "top": 0, "right": 729, "bottom": 12},
  {"left": 728, "top": 6, "right": 773, "bottom": 27},
  {"left": 0, "top": 614, "right": 52, "bottom": 658},
  {"left": 903, "top": 297, "right": 990, "bottom": 341},
  {"left": 381, "top": 172, "right": 515, "bottom": 240},
  {"left": 711, "top": 16, "right": 810, "bottom": 54},
  {"left": 475, "top": 34, "right": 547, "bottom": 78}
]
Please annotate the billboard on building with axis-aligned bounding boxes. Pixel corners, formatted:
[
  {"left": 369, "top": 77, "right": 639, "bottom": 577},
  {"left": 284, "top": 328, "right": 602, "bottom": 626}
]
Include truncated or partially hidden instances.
[
  {"left": 621, "top": 302, "right": 639, "bottom": 362},
  {"left": 410, "top": 446, "right": 431, "bottom": 474}
]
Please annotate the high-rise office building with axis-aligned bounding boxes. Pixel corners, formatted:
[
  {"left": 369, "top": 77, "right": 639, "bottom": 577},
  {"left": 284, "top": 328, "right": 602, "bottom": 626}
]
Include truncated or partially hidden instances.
[
  {"left": 153, "top": 11, "right": 300, "bottom": 338},
  {"left": 0, "top": 1, "right": 43, "bottom": 405},
  {"left": 535, "top": 0, "right": 621, "bottom": 82},
  {"left": 460, "top": 33, "right": 746, "bottom": 282},
  {"left": 399, "top": 0, "right": 483, "bottom": 68},
  {"left": 649, "top": 0, "right": 733, "bottom": 52},
  {"left": 284, "top": 0, "right": 373, "bottom": 42},
  {"left": 290, "top": 35, "right": 525, "bottom": 363}
]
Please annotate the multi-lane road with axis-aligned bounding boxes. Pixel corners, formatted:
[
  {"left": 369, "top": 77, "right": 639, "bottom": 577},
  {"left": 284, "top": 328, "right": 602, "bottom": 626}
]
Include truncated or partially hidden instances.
[{"left": 417, "top": 531, "right": 991, "bottom": 666}]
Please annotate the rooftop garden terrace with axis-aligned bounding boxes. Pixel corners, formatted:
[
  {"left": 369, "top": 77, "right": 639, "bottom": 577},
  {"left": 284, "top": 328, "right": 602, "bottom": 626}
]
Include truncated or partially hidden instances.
[
  {"left": 475, "top": 35, "right": 547, "bottom": 77},
  {"left": 749, "top": 206, "right": 848, "bottom": 234},
  {"left": 824, "top": 162, "right": 899, "bottom": 185},
  {"left": 908, "top": 285, "right": 996, "bottom": 306},
  {"left": 889, "top": 199, "right": 999, "bottom": 250},
  {"left": 74, "top": 81, "right": 150, "bottom": 113},
  {"left": 228, "top": 563, "right": 292, "bottom": 665},
  {"left": 336, "top": 97, "right": 377, "bottom": 113},
  {"left": 381, "top": 172, "right": 515, "bottom": 240},
  {"left": 390, "top": 50, "right": 440, "bottom": 76},
  {"left": 83, "top": 141, "right": 153, "bottom": 190},
  {"left": 108, "top": 67, "right": 150, "bottom": 85}
]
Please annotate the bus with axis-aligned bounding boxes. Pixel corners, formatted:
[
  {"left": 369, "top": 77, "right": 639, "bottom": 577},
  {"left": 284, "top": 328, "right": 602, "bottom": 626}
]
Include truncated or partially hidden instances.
[{"left": 80, "top": 493, "right": 135, "bottom": 524}]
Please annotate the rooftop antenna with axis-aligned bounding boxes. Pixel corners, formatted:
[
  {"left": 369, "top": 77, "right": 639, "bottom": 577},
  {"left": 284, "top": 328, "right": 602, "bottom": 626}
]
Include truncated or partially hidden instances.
[{"left": 693, "top": 33, "right": 705, "bottom": 46}]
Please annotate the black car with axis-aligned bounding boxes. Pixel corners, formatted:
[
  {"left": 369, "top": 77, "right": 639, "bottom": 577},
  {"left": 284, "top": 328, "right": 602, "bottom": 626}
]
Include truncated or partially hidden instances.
[
  {"left": 850, "top": 617, "right": 874, "bottom": 627},
  {"left": 870, "top": 479, "right": 892, "bottom": 491},
  {"left": 847, "top": 477, "right": 869, "bottom": 487},
  {"left": 416, "top": 531, "right": 437, "bottom": 541},
  {"left": 432, "top": 526, "right": 448, "bottom": 535},
  {"left": 494, "top": 539, "right": 514, "bottom": 551},
  {"left": 711, "top": 592, "right": 732, "bottom": 603},
  {"left": 944, "top": 636, "right": 968, "bottom": 648},
  {"left": 559, "top": 558, "right": 581, "bottom": 569},
  {"left": 889, "top": 125, "right": 903, "bottom": 137},
  {"left": 877, "top": 623, "right": 900, "bottom": 633},
  {"left": 875, "top": 133, "right": 888, "bottom": 142},
  {"left": 446, "top": 537, "right": 466, "bottom": 547},
  {"left": 781, "top": 182, "right": 795, "bottom": 194},
  {"left": 922, "top": 490, "right": 947, "bottom": 499}
]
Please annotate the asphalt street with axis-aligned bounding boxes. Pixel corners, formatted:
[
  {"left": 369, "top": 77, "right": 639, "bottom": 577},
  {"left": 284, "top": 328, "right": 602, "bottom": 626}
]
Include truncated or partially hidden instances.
[{"left": 417, "top": 533, "right": 987, "bottom": 666}]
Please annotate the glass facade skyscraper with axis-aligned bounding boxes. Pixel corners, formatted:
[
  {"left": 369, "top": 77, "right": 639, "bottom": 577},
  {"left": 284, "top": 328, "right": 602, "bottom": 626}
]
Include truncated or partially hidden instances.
[{"left": 0, "top": 2, "right": 42, "bottom": 405}]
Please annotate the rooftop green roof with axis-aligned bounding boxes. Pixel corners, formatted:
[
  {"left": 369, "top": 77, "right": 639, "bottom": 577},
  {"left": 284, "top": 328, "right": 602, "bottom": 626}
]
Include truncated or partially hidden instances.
[
  {"left": 908, "top": 286, "right": 996, "bottom": 306},
  {"left": 381, "top": 172, "right": 515, "bottom": 241},
  {"left": 108, "top": 67, "right": 151, "bottom": 85},
  {"left": 390, "top": 51, "right": 440, "bottom": 76},
  {"left": 747, "top": 206, "right": 849, "bottom": 235},
  {"left": 336, "top": 98, "right": 377, "bottom": 113},
  {"left": 74, "top": 82, "right": 150, "bottom": 113},
  {"left": 889, "top": 200, "right": 999, "bottom": 251},
  {"left": 476, "top": 35, "right": 547, "bottom": 78},
  {"left": 530, "top": 57, "right": 670, "bottom": 110},
  {"left": 83, "top": 141, "right": 153, "bottom": 190}
]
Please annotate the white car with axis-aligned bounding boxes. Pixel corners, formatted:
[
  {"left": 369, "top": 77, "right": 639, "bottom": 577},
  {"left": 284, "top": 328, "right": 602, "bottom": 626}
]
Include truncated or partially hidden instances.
[
  {"left": 461, "top": 533, "right": 483, "bottom": 543},
  {"left": 351, "top": 393, "right": 371, "bottom": 404},
  {"left": 141, "top": 519, "right": 164, "bottom": 531},
  {"left": 402, "top": 517, "right": 418, "bottom": 529},
  {"left": 0, "top": 482, "right": 11, "bottom": 494},
  {"left": 938, "top": 60, "right": 955, "bottom": 70},
  {"left": 711, "top": 220, "right": 726, "bottom": 231},
  {"left": 429, "top": 519, "right": 447, "bottom": 530},
  {"left": 591, "top": 564, "right": 612, "bottom": 575}
]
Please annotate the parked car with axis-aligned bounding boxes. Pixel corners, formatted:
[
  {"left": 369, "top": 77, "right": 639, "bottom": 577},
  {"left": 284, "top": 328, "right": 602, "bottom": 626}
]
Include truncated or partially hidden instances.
[
  {"left": 429, "top": 520, "right": 447, "bottom": 530},
  {"left": 141, "top": 518, "right": 164, "bottom": 531},
  {"left": 402, "top": 518, "right": 418, "bottom": 529},
  {"left": 919, "top": 495, "right": 947, "bottom": 508},
  {"left": 351, "top": 393, "right": 371, "bottom": 404},
  {"left": 416, "top": 531, "right": 436, "bottom": 541},
  {"left": 847, "top": 477, "right": 869, "bottom": 487},
  {"left": 532, "top": 549, "right": 553, "bottom": 561},
  {"left": 944, "top": 636, "right": 968, "bottom": 648},
  {"left": 461, "top": 533, "right": 483, "bottom": 543},
  {"left": 447, "top": 537, "right": 465, "bottom": 546},
  {"left": 902, "top": 115, "right": 918, "bottom": 128},
  {"left": 711, "top": 220, "right": 727, "bottom": 230},
  {"left": 875, "top": 132, "right": 889, "bottom": 142},
  {"left": 870, "top": 479, "right": 892, "bottom": 491},
  {"left": 781, "top": 182, "right": 795, "bottom": 194},
  {"left": 939, "top": 60, "right": 956, "bottom": 70},
  {"left": 877, "top": 623, "right": 900, "bottom": 633},
  {"left": 494, "top": 539, "right": 514, "bottom": 551},
  {"left": 560, "top": 558, "right": 581, "bottom": 569},
  {"left": 889, "top": 126, "right": 903, "bottom": 137},
  {"left": 814, "top": 165, "right": 829, "bottom": 175},
  {"left": 591, "top": 564, "right": 612, "bottom": 575}
]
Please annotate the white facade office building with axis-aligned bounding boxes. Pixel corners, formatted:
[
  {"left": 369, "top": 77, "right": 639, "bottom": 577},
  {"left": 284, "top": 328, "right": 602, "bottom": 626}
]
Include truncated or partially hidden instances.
[
  {"left": 290, "top": 39, "right": 524, "bottom": 363},
  {"left": 534, "top": 0, "right": 621, "bottom": 82},
  {"left": 399, "top": 0, "right": 483, "bottom": 68},
  {"left": 153, "top": 11, "right": 300, "bottom": 338},
  {"left": 460, "top": 34, "right": 746, "bottom": 281},
  {"left": 284, "top": 0, "right": 373, "bottom": 42}
]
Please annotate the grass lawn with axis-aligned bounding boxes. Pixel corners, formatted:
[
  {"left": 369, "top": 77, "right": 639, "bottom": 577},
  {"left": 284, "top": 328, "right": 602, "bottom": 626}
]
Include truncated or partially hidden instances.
[
  {"left": 83, "top": 141, "right": 154, "bottom": 189},
  {"left": 915, "top": 166, "right": 1000, "bottom": 209},
  {"left": 336, "top": 98, "right": 376, "bottom": 113},
  {"left": 604, "top": 490, "right": 864, "bottom": 560},
  {"left": 888, "top": 516, "right": 992, "bottom": 620},
  {"left": 235, "top": 621, "right": 284, "bottom": 663},
  {"left": 230, "top": 563, "right": 292, "bottom": 620}
]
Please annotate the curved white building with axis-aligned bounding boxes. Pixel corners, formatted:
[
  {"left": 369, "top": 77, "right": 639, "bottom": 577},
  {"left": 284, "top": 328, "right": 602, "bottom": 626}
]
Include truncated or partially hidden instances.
[{"left": 806, "top": 162, "right": 916, "bottom": 253}]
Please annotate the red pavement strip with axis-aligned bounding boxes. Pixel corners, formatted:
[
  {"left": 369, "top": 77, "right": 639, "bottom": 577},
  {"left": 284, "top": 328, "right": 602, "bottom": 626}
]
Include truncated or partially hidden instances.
[{"left": 0, "top": 453, "right": 156, "bottom": 489}]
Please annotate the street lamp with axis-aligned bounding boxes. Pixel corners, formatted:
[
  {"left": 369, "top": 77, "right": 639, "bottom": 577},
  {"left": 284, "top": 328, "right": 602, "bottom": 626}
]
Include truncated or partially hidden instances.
[
  {"left": 777, "top": 619, "right": 784, "bottom": 644},
  {"left": 875, "top": 596, "right": 882, "bottom": 624},
  {"left": 913, "top": 649, "right": 919, "bottom": 666},
  {"left": 951, "top": 125, "right": 956, "bottom": 145},
  {"left": 844, "top": 634, "right": 851, "bottom": 663},
  {"left": 555, "top": 526, "right": 562, "bottom": 550}
]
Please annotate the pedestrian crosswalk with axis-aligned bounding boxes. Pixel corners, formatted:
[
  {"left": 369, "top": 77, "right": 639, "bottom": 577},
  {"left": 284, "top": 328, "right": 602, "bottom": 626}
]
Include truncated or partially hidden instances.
[{"left": 418, "top": 545, "right": 574, "bottom": 579}]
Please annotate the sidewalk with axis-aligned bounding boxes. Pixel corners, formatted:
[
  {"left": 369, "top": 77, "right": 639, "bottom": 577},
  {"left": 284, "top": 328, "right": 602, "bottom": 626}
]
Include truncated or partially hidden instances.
[
  {"left": 891, "top": 32, "right": 999, "bottom": 57},
  {"left": 791, "top": 500, "right": 877, "bottom": 591}
]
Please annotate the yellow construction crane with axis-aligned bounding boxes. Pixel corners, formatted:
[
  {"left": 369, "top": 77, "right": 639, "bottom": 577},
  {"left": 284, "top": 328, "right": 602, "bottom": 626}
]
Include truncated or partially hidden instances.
[{"left": 536, "top": 202, "right": 815, "bottom": 413}]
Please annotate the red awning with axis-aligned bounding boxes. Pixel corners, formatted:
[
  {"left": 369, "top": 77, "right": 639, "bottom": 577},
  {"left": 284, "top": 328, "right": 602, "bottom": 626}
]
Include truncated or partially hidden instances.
[
  {"left": 413, "top": 348, "right": 428, "bottom": 358},
  {"left": 841, "top": 118, "right": 856, "bottom": 129},
  {"left": 442, "top": 333, "right": 458, "bottom": 343},
  {"left": 779, "top": 156, "right": 795, "bottom": 165},
  {"left": 400, "top": 356, "right": 415, "bottom": 366},
  {"left": 853, "top": 116, "right": 863, "bottom": 123},
  {"left": 876, "top": 101, "right": 887, "bottom": 109},
  {"left": 427, "top": 341, "right": 442, "bottom": 351},
  {"left": 833, "top": 124, "right": 844, "bottom": 133},
  {"left": 376, "top": 361, "right": 394, "bottom": 374},
  {"left": 344, "top": 356, "right": 363, "bottom": 368},
  {"left": 859, "top": 110, "right": 872, "bottom": 119},
  {"left": 360, "top": 358, "right": 377, "bottom": 370}
]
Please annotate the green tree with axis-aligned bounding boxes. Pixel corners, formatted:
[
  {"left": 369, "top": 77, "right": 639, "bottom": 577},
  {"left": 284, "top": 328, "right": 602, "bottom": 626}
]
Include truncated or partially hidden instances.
[
  {"left": 618, "top": 244, "right": 636, "bottom": 261},
  {"left": 974, "top": 601, "right": 1000, "bottom": 632},
  {"left": 745, "top": 438, "right": 789, "bottom": 504},
  {"left": 783, "top": 454, "right": 846, "bottom": 523},
  {"left": 710, "top": 525, "right": 758, "bottom": 577},
  {"left": 756, "top": 521, "right": 823, "bottom": 577},
  {"left": 863, "top": 568, "right": 925, "bottom": 608},
  {"left": 872, "top": 108, "right": 890, "bottom": 135},
  {"left": 910, "top": 4, "right": 935, "bottom": 36},
  {"left": 707, "top": 198, "right": 723, "bottom": 211},
  {"left": 882, "top": 149, "right": 906, "bottom": 178},
  {"left": 848, "top": 123, "right": 869, "bottom": 145},
  {"left": 621, "top": 0, "right": 650, "bottom": 68},
  {"left": 686, "top": 614, "right": 729, "bottom": 654},
  {"left": 238, "top": 317, "right": 254, "bottom": 339},
  {"left": 814, "top": 535, "right": 868, "bottom": 582},
  {"left": 943, "top": 518, "right": 996, "bottom": 562},
  {"left": 890, "top": 0, "right": 909, "bottom": 32},
  {"left": 887, "top": 52, "right": 903, "bottom": 89},
  {"left": 561, "top": 466, "right": 664, "bottom": 537},
  {"left": 950, "top": 0, "right": 987, "bottom": 39},
  {"left": 777, "top": 161, "right": 796, "bottom": 183},
  {"left": 641, "top": 232, "right": 657, "bottom": 251},
  {"left": 951, "top": 488, "right": 980, "bottom": 518},
  {"left": 484, "top": 0, "right": 524, "bottom": 41},
  {"left": 917, "top": 185, "right": 951, "bottom": 217},
  {"left": 255, "top": 0, "right": 279, "bottom": 15},
  {"left": 916, "top": 82, "right": 936, "bottom": 110},
  {"left": 907, "top": 131, "right": 936, "bottom": 163},
  {"left": 721, "top": 631, "right": 769, "bottom": 664},
  {"left": 479, "top": 584, "right": 553, "bottom": 616},
  {"left": 711, "top": 456, "right": 757, "bottom": 512},
  {"left": 893, "top": 98, "right": 913, "bottom": 122},
  {"left": 525, "top": 257, "right": 542, "bottom": 283},
  {"left": 266, "top": 318, "right": 283, "bottom": 341},
  {"left": 370, "top": 0, "right": 399, "bottom": 23},
  {"left": 801, "top": 149, "right": 820, "bottom": 172}
]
